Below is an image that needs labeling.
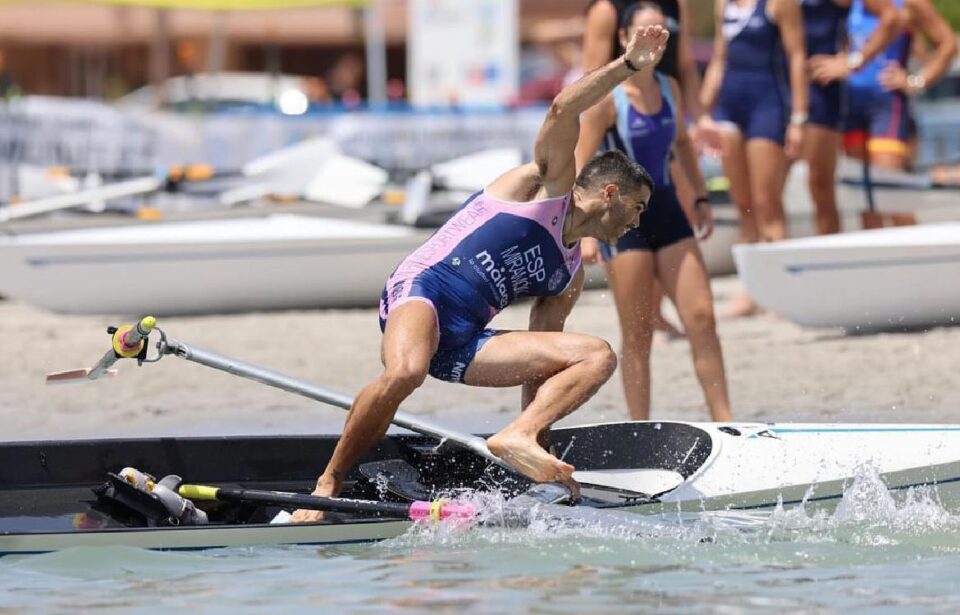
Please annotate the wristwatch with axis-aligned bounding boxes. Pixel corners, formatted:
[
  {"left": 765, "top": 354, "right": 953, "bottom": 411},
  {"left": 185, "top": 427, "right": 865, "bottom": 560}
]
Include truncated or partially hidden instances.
[
  {"left": 907, "top": 74, "right": 927, "bottom": 95},
  {"left": 790, "top": 111, "right": 809, "bottom": 126},
  {"left": 846, "top": 51, "right": 864, "bottom": 72}
]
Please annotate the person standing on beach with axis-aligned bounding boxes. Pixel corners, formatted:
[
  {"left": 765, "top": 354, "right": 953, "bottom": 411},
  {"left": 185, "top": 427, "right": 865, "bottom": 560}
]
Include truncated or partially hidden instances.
[
  {"left": 292, "top": 25, "right": 670, "bottom": 523},
  {"left": 798, "top": 0, "right": 899, "bottom": 235},
  {"left": 826, "top": 0, "right": 955, "bottom": 171},
  {"left": 582, "top": 0, "right": 705, "bottom": 339},
  {"left": 698, "top": 0, "right": 808, "bottom": 317},
  {"left": 576, "top": 3, "right": 733, "bottom": 423}
]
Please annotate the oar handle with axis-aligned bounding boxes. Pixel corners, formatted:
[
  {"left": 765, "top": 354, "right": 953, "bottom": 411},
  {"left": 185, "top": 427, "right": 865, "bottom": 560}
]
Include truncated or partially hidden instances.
[
  {"left": 179, "top": 484, "right": 476, "bottom": 522},
  {"left": 88, "top": 316, "right": 157, "bottom": 380}
]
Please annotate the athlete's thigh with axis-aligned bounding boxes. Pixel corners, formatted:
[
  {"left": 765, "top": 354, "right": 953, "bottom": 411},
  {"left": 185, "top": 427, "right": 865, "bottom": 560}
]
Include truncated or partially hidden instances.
[
  {"left": 381, "top": 300, "right": 440, "bottom": 371},
  {"left": 745, "top": 139, "right": 787, "bottom": 206},
  {"left": 804, "top": 124, "right": 840, "bottom": 176},
  {"left": 463, "top": 330, "right": 604, "bottom": 388},
  {"left": 719, "top": 129, "right": 752, "bottom": 208},
  {"left": 607, "top": 250, "right": 657, "bottom": 333},
  {"left": 655, "top": 238, "right": 714, "bottom": 316}
]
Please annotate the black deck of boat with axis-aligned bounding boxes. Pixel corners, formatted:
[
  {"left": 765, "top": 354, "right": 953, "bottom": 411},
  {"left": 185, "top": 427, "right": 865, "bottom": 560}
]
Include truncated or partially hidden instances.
[{"left": 0, "top": 422, "right": 713, "bottom": 523}]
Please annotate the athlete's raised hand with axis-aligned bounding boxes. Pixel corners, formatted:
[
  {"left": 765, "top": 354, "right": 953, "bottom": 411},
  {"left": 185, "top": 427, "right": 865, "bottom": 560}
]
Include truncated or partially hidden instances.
[{"left": 622, "top": 25, "right": 669, "bottom": 71}]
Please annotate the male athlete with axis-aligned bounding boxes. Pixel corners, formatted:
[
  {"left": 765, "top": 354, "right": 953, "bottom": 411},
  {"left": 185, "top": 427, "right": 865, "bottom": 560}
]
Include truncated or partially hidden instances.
[{"left": 293, "top": 25, "right": 668, "bottom": 522}]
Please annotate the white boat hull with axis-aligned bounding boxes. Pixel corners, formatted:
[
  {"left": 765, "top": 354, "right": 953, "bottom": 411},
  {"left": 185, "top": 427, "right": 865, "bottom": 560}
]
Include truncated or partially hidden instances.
[
  {"left": 0, "top": 214, "right": 429, "bottom": 315},
  {"left": 3, "top": 421, "right": 960, "bottom": 556},
  {"left": 649, "top": 422, "right": 960, "bottom": 511},
  {"left": 704, "top": 160, "right": 960, "bottom": 277},
  {"left": 732, "top": 223, "right": 960, "bottom": 330}
]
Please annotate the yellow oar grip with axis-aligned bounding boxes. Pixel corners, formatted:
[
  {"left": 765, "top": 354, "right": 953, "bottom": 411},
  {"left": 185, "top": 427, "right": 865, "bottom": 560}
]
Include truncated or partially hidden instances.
[{"left": 179, "top": 485, "right": 220, "bottom": 500}]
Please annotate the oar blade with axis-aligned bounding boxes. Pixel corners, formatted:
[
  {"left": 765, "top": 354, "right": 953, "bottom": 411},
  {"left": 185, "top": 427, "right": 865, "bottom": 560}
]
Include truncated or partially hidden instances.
[{"left": 45, "top": 367, "right": 118, "bottom": 384}]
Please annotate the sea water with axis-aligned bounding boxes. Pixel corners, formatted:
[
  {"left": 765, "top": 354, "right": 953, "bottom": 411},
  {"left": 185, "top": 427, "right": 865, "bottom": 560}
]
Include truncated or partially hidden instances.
[{"left": 3, "top": 468, "right": 960, "bottom": 614}]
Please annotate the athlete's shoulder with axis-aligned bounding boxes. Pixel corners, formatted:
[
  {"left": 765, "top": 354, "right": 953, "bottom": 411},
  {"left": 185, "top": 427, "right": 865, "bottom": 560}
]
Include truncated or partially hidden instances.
[{"left": 484, "top": 163, "right": 547, "bottom": 204}]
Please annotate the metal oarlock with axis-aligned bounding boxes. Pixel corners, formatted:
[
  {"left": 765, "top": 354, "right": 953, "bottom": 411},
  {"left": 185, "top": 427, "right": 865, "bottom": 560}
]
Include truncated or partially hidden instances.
[{"left": 45, "top": 315, "right": 157, "bottom": 384}]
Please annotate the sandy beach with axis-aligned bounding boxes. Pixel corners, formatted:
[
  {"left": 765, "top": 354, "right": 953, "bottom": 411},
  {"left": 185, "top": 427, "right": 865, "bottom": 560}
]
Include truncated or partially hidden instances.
[{"left": 2, "top": 275, "right": 959, "bottom": 442}]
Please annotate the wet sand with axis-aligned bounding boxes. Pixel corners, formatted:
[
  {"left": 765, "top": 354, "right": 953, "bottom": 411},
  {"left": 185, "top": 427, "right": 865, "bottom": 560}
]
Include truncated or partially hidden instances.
[{"left": 3, "top": 275, "right": 959, "bottom": 442}]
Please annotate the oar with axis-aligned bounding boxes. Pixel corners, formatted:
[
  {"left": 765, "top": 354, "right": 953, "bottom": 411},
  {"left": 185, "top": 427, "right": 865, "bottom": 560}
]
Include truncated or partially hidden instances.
[
  {"left": 177, "top": 483, "right": 681, "bottom": 536},
  {"left": 179, "top": 484, "right": 476, "bottom": 522},
  {"left": 161, "top": 335, "right": 506, "bottom": 468},
  {"left": 46, "top": 318, "right": 505, "bottom": 469},
  {"left": 46, "top": 317, "right": 157, "bottom": 382}
]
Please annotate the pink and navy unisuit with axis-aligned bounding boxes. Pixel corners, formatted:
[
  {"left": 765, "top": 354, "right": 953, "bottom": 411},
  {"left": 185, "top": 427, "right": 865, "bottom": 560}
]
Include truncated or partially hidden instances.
[{"left": 379, "top": 190, "right": 582, "bottom": 383}]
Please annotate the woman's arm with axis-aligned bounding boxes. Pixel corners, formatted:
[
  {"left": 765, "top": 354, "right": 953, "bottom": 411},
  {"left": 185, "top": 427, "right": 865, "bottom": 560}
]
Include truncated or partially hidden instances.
[
  {"left": 698, "top": 0, "right": 727, "bottom": 116},
  {"left": 809, "top": 0, "right": 900, "bottom": 84},
  {"left": 670, "top": 78, "right": 713, "bottom": 239},
  {"left": 772, "top": 0, "right": 808, "bottom": 158},
  {"left": 676, "top": 0, "right": 705, "bottom": 120},
  {"left": 897, "top": 0, "right": 958, "bottom": 94},
  {"left": 582, "top": 0, "right": 619, "bottom": 72}
]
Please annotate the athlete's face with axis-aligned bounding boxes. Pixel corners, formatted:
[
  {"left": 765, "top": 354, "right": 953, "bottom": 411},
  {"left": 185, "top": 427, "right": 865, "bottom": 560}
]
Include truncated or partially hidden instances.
[{"left": 598, "top": 183, "right": 650, "bottom": 244}]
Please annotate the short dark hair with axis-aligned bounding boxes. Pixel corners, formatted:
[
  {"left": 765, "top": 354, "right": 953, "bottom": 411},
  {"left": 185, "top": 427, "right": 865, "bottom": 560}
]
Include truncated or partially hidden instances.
[
  {"left": 621, "top": 1, "right": 664, "bottom": 31},
  {"left": 575, "top": 150, "right": 655, "bottom": 198}
]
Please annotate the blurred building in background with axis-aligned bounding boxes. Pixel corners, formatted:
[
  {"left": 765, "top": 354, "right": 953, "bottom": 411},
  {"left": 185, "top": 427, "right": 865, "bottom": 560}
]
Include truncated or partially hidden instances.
[{"left": 0, "top": 0, "right": 636, "bottom": 102}]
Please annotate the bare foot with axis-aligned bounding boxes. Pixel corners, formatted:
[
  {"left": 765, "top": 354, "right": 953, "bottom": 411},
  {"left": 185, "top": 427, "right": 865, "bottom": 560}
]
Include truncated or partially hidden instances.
[
  {"left": 487, "top": 431, "right": 578, "bottom": 490},
  {"left": 721, "top": 293, "right": 759, "bottom": 319},
  {"left": 290, "top": 479, "right": 337, "bottom": 523}
]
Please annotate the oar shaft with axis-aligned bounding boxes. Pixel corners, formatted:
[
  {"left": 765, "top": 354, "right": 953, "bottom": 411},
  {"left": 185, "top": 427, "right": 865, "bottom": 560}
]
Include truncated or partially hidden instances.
[
  {"left": 163, "top": 337, "right": 505, "bottom": 467},
  {"left": 179, "top": 485, "right": 475, "bottom": 521}
]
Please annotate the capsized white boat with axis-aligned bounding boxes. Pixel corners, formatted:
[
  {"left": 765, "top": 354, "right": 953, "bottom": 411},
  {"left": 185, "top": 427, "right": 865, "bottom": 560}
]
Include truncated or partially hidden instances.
[
  {"left": 733, "top": 223, "right": 960, "bottom": 330},
  {"left": 0, "top": 214, "right": 428, "bottom": 315}
]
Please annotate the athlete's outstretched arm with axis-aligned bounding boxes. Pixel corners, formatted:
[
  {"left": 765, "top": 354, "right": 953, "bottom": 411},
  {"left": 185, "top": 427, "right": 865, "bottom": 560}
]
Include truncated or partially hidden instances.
[
  {"left": 522, "top": 267, "right": 586, "bottom": 410},
  {"left": 534, "top": 25, "right": 668, "bottom": 198}
]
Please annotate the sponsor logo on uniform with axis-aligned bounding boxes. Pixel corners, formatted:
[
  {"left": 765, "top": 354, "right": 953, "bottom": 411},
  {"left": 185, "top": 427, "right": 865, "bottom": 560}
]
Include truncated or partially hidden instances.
[
  {"left": 452, "top": 257, "right": 461, "bottom": 266},
  {"left": 552, "top": 216, "right": 558, "bottom": 226},
  {"left": 548, "top": 268, "right": 565, "bottom": 292},
  {"left": 450, "top": 361, "right": 467, "bottom": 381}
]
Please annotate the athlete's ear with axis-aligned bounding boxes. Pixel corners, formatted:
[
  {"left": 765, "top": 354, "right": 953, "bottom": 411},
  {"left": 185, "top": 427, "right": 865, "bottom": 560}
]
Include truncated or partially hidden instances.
[{"left": 603, "top": 183, "right": 619, "bottom": 201}]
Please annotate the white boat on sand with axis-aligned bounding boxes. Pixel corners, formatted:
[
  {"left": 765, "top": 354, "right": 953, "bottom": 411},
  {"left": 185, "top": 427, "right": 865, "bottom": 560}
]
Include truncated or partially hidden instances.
[
  {"left": 733, "top": 223, "right": 960, "bottom": 330},
  {"left": 0, "top": 214, "right": 429, "bottom": 315}
]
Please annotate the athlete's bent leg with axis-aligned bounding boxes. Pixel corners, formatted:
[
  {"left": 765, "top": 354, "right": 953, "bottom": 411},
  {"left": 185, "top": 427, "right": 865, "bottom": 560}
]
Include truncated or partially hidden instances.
[
  {"left": 464, "top": 331, "right": 617, "bottom": 487},
  {"left": 292, "top": 301, "right": 438, "bottom": 522},
  {"left": 656, "top": 239, "right": 733, "bottom": 422}
]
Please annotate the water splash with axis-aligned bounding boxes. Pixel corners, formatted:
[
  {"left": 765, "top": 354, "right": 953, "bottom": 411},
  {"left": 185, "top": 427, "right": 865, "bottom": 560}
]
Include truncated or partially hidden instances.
[{"left": 388, "top": 463, "right": 960, "bottom": 557}]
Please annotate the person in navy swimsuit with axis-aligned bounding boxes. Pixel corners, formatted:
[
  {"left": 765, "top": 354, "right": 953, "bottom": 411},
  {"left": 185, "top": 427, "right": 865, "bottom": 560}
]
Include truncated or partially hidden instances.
[
  {"left": 698, "top": 0, "right": 807, "bottom": 316},
  {"left": 293, "top": 25, "right": 670, "bottom": 522},
  {"left": 811, "top": 0, "right": 957, "bottom": 171},
  {"left": 577, "top": 3, "right": 732, "bottom": 423},
  {"left": 800, "top": 0, "right": 898, "bottom": 234}
]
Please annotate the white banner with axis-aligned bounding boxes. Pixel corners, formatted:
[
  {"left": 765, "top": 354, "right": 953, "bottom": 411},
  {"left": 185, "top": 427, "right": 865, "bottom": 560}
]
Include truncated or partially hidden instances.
[{"left": 407, "top": 0, "right": 518, "bottom": 108}]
